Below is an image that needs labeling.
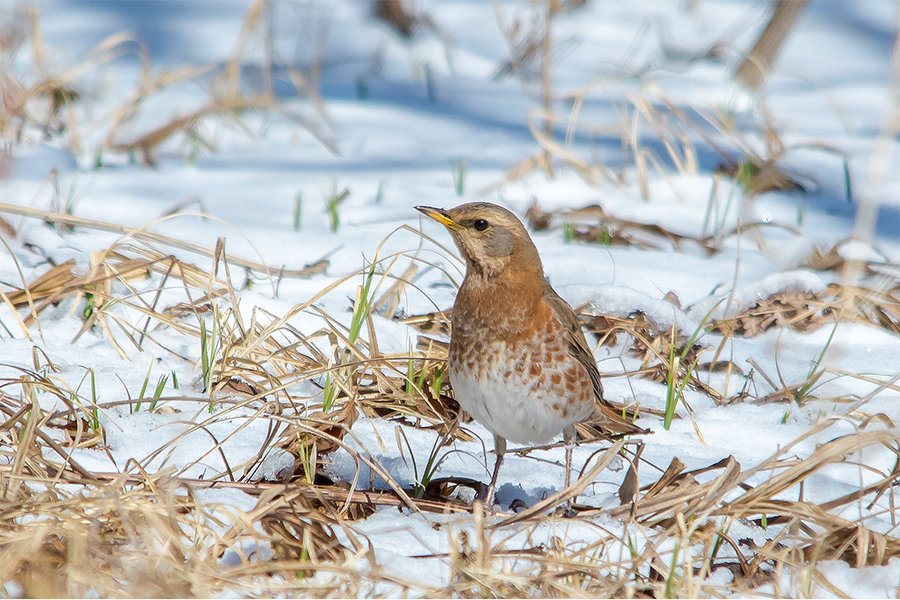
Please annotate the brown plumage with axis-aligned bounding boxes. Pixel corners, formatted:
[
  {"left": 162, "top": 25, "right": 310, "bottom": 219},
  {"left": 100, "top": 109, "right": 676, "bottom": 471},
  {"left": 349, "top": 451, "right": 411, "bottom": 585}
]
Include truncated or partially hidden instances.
[{"left": 416, "top": 202, "right": 643, "bottom": 504}]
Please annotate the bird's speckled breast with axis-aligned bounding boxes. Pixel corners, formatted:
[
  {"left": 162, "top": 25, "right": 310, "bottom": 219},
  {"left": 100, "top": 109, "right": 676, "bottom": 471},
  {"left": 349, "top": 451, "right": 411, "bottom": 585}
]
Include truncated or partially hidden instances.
[{"left": 448, "top": 287, "right": 595, "bottom": 444}]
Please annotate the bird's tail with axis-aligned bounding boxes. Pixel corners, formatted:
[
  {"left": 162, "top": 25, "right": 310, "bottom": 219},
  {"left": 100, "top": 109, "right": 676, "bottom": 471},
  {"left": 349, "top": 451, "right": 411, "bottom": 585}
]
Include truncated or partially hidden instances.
[{"left": 587, "top": 400, "right": 648, "bottom": 436}]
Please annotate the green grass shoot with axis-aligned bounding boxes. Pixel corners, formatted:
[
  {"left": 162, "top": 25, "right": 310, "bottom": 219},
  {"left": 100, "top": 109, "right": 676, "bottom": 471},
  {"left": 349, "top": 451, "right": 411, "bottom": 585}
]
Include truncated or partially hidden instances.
[
  {"left": 593, "top": 225, "right": 611, "bottom": 245},
  {"left": 149, "top": 374, "right": 168, "bottom": 412},
  {"left": 450, "top": 158, "right": 467, "bottom": 196},
  {"left": 200, "top": 312, "right": 219, "bottom": 410},
  {"left": 431, "top": 364, "right": 445, "bottom": 396},
  {"left": 349, "top": 261, "right": 376, "bottom": 345},
  {"left": 89, "top": 368, "right": 99, "bottom": 432},
  {"left": 396, "top": 427, "right": 452, "bottom": 499},
  {"left": 296, "top": 434, "right": 317, "bottom": 485},
  {"left": 293, "top": 192, "right": 302, "bottom": 231},
  {"left": 134, "top": 360, "right": 154, "bottom": 413},
  {"left": 562, "top": 221, "right": 575, "bottom": 243},
  {"left": 664, "top": 541, "right": 680, "bottom": 598},
  {"left": 793, "top": 321, "right": 838, "bottom": 404},
  {"left": 406, "top": 355, "right": 416, "bottom": 395},
  {"left": 325, "top": 180, "right": 349, "bottom": 233},
  {"left": 424, "top": 62, "right": 435, "bottom": 103},
  {"left": 663, "top": 305, "right": 719, "bottom": 430},
  {"left": 322, "top": 370, "right": 337, "bottom": 412}
]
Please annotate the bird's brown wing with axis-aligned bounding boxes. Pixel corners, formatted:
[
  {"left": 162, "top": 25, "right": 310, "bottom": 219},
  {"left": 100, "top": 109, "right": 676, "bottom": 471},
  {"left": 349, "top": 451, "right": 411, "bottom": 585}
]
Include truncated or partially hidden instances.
[{"left": 541, "top": 282, "right": 646, "bottom": 435}]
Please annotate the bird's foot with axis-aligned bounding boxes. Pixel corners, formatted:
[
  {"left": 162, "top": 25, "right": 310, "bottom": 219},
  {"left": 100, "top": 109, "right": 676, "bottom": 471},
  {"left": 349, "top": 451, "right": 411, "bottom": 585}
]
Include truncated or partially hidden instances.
[
  {"left": 474, "top": 481, "right": 498, "bottom": 509},
  {"left": 552, "top": 501, "right": 579, "bottom": 518}
]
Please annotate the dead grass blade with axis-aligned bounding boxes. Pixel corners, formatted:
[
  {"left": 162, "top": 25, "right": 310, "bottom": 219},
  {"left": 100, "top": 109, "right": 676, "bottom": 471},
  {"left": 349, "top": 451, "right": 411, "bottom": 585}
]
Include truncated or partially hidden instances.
[
  {"left": 713, "top": 280, "right": 899, "bottom": 337},
  {"left": 0, "top": 204, "right": 329, "bottom": 278}
]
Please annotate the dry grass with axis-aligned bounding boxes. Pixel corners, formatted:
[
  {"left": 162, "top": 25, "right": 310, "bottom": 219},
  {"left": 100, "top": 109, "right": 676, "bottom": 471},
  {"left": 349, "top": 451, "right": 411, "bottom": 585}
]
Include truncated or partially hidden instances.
[
  {"left": 0, "top": 0, "right": 334, "bottom": 165},
  {"left": 2, "top": 3, "right": 899, "bottom": 598},
  {"left": 488, "top": 1, "right": 847, "bottom": 213},
  {"left": 0, "top": 201, "right": 897, "bottom": 597}
]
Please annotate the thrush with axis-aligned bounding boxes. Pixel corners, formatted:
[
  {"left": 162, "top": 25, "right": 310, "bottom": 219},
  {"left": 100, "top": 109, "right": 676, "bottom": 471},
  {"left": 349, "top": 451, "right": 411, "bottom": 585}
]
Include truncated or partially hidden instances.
[{"left": 416, "top": 202, "right": 644, "bottom": 505}]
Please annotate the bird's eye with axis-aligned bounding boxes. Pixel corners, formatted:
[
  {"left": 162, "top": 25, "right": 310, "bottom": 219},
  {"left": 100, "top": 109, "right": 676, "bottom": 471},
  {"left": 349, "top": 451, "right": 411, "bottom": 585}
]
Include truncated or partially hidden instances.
[{"left": 473, "top": 219, "right": 489, "bottom": 231}]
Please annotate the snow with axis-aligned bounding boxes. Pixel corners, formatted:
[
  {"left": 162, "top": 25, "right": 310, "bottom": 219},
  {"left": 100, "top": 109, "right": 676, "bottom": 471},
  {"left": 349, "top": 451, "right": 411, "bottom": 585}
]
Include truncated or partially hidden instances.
[{"left": 1, "top": 0, "right": 898, "bottom": 596}]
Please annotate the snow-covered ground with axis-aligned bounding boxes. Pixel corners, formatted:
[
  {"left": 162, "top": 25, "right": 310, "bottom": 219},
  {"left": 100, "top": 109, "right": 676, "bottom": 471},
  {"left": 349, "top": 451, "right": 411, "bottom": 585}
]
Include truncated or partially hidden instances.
[{"left": 1, "top": 0, "right": 899, "bottom": 596}]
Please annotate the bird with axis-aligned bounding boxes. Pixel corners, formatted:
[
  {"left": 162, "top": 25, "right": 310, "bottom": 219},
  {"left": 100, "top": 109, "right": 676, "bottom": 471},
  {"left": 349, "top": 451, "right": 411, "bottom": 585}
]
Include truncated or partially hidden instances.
[{"left": 416, "top": 202, "right": 644, "bottom": 505}]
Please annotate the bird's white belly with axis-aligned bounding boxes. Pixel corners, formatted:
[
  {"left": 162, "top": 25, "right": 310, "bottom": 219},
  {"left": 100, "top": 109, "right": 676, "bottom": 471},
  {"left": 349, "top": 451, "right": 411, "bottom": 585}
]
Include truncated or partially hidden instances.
[{"left": 449, "top": 343, "right": 592, "bottom": 444}]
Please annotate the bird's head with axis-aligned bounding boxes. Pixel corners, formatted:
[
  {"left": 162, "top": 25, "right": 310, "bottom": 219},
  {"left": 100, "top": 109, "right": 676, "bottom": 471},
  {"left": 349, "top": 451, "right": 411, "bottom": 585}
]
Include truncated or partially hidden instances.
[{"left": 416, "top": 202, "right": 542, "bottom": 278}]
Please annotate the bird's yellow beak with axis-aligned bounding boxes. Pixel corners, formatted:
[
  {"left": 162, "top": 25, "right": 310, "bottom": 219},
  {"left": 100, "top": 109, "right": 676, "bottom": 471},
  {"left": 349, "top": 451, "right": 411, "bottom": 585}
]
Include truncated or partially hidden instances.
[{"left": 415, "top": 205, "right": 463, "bottom": 231}]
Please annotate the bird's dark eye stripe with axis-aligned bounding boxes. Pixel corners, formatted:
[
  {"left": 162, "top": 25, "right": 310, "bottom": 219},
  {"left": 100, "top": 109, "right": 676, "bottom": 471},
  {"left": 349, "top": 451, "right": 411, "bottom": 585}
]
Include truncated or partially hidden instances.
[{"left": 473, "top": 219, "right": 489, "bottom": 231}]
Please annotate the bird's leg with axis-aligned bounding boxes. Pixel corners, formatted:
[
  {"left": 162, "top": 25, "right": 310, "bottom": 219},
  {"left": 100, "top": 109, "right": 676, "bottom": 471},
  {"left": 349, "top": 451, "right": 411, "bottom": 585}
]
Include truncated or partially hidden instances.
[
  {"left": 483, "top": 434, "right": 507, "bottom": 507},
  {"left": 563, "top": 425, "right": 577, "bottom": 490}
]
